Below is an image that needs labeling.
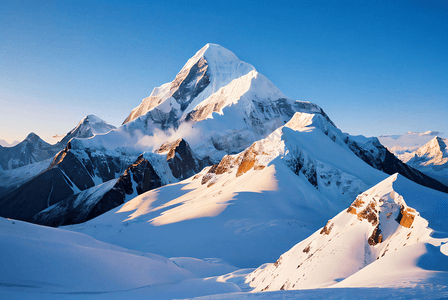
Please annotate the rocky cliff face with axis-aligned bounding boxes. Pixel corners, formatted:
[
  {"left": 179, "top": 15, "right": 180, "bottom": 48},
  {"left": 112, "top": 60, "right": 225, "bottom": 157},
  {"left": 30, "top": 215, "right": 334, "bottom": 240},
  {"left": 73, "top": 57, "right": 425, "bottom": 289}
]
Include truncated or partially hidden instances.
[
  {"left": 4, "top": 137, "right": 205, "bottom": 225},
  {"left": 156, "top": 138, "right": 211, "bottom": 179}
]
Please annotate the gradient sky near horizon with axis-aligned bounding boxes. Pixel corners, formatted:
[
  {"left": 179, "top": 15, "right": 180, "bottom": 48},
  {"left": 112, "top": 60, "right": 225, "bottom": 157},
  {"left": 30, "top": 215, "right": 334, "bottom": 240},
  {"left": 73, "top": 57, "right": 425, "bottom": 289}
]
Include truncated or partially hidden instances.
[{"left": 1, "top": 0, "right": 447, "bottom": 144}]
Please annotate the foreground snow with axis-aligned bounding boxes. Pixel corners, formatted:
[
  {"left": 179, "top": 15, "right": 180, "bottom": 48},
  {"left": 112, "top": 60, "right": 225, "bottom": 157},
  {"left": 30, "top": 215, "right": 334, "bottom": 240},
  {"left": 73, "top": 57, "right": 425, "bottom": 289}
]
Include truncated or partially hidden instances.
[{"left": 0, "top": 217, "right": 245, "bottom": 299}]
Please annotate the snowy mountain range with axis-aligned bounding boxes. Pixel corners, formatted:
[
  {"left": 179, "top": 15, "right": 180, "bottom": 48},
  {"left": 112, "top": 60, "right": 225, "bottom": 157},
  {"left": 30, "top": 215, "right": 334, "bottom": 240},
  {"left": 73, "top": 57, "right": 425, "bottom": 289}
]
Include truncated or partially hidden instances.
[
  {"left": 1, "top": 44, "right": 448, "bottom": 299},
  {"left": 1, "top": 44, "right": 445, "bottom": 225},
  {"left": 0, "top": 114, "right": 115, "bottom": 171}
]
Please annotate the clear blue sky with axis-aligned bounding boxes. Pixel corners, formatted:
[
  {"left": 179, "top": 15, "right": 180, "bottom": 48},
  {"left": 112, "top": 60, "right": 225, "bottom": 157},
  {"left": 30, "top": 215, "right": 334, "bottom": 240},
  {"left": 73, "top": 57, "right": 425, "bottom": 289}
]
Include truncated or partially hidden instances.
[{"left": 1, "top": 0, "right": 447, "bottom": 143}]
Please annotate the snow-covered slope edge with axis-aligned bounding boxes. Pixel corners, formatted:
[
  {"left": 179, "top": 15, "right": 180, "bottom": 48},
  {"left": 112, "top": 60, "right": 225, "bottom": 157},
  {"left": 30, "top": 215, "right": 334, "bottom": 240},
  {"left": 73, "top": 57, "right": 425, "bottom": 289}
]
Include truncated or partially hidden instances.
[{"left": 247, "top": 173, "right": 448, "bottom": 291}]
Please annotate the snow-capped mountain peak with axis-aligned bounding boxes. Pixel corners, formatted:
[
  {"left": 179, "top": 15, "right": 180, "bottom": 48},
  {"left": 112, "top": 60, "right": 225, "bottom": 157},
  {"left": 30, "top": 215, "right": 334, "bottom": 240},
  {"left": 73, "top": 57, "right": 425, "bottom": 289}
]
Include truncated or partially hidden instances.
[
  {"left": 414, "top": 136, "right": 447, "bottom": 160},
  {"left": 378, "top": 131, "right": 441, "bottom": 155},
  {"left": 397, "top": 136, "right": 448, "bottom": 186},
  {"left": 24, "top": 132, "right": 45, "bottom": 143},
  {"left": 123, "top": 43, "right": 255, "bottom": 124},
  {"left": 180, "top": 43, "right": 255, "bottom": 79},
  {"left": 59, "top": 114, "right": 116, "bottom": 145}
]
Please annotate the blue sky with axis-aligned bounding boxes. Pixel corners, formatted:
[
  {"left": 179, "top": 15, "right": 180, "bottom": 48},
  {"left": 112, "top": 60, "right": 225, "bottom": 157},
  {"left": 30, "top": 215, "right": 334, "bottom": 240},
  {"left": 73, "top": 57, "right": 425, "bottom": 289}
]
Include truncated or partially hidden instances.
[{"left": 1, "top": 0, "right": 447, "bottom": 143}]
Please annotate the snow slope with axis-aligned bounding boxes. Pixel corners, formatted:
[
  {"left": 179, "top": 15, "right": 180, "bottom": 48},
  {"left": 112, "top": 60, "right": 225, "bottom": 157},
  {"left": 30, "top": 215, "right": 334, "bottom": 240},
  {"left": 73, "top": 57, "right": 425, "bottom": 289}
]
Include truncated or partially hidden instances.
[
  {"left": 247, "top": 173, "right": 448, "bottom": 291},
  {"left": 66, "top": 111, "right": 388, "bottom": 267},
  {"left": 0, "top": 217, "right": 242, "bottom": 299},
  {"left": 399, "top": 136, "right": 448, "bottom": 185}
]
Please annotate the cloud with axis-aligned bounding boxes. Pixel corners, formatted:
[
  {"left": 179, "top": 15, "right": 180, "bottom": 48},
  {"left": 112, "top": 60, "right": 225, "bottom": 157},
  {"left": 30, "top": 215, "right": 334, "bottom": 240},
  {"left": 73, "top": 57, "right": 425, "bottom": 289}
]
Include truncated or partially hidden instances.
[{"left": 135, "top": 122, "right": 203, "bottom": 151}]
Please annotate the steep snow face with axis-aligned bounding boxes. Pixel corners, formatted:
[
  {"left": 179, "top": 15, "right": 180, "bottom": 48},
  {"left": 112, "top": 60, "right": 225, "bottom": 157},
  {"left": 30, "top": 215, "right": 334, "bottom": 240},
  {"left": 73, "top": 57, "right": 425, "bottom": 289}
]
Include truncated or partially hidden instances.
[
  {"left": 123, "top": 43, "right": 255, "bottom": 124},
  {"left": 399, "top": 137, "right": 448, "bottom": 185},
  {"left": 378, "top": 131, "right": 440, "bottom": 155},
  {"left": 247, "top": 173, "right": 448, "bottom": 291}
]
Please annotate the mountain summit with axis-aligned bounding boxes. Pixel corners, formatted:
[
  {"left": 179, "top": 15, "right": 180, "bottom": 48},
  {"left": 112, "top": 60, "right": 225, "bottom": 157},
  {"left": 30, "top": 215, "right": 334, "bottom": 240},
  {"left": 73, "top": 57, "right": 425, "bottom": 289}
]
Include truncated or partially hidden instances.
[
  {"left": 58, "top": 114, "right": 116, "bottom": 146},
  {"left": 123, "top": 43, "right": 256, "bottom": 124}
]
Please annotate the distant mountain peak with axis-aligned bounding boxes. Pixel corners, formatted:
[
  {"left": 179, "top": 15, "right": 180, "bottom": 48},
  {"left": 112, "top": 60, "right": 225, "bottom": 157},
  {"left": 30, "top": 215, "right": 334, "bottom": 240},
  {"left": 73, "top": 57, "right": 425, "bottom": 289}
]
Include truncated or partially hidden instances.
[
  {"left": 24, "top": 132, "right": 45, "bottom": 144},
  {"left": 60, "top": 115, "right": 116, "bottom": 145},
  {"left": 81, "top": 114, "right": 106, "bottom": 125},
  {"left": 415, "top": 136, "right": 447, "bottom": 157},
  {"left": 378, "top": 131, "right": 441, "bottom": 155}
]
